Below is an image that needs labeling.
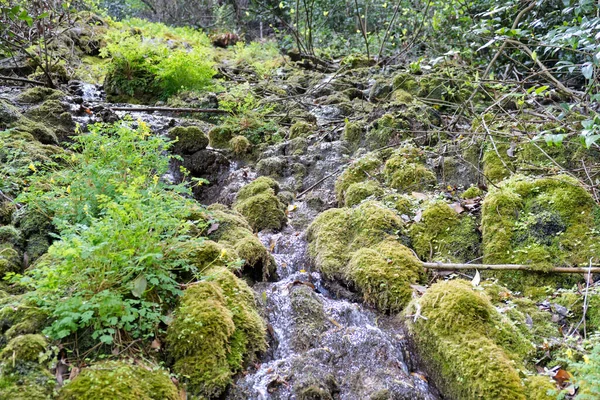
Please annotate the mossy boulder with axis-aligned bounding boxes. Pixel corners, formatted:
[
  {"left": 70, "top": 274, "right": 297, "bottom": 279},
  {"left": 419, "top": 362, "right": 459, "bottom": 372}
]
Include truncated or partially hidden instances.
[
  {"left": 0, "top": 99, "right": 21, "bottom": 129},
  {"left": 16, "top": 87, "right": 64, "bottom": 104},
  {"left": 229, "top": 135, "right": 251, "bottom": 155},
  {"left": 308, "top": 201, "right": 423, "bottom": 312},
  {"left": 481, "top": 175, "right": 597, "bottom": 294},
  {"left": 0, "top": 334, "right": 48, "bottom": 366},
  {"left": 383, "top": 154, "right": 436, "bottom": 193},
  {"left": 344, "top": 180, "right": 383, "bottom": 207},
  {"left": 58, "top": 361, "right": 179, "bottom": 400},
  {"left": 390, "top": 89, "right": 413, "bottom": 105},
  {"left": 234, "top": 177, "right": 286, "bottom": 232},
  {"left": 462, "top": 185, "right": 483, "bottom": 199},
  {"left": 290, "top": 121, "right": 314, "bottom": 139},
  {"left": 22, "top": 100, "right": 75, "bottom": 141},
  {"left": 204, "top": 204, "right": 276, "bottom": 281},
  {"left": 167, "top": 269, "right": 265, "bottom": 398},
  {"left": 335, "top": 153, "right": 383, "bottom": 205},
  {"left": 404, "top": 280, "right": 538, "bottom": 400},
  {"left": 290, "top": 285, "right": 327, "bottom": 351},
  {"left": 342, "top": 121, "right": 363, "bottom": 145},
  {"left": 208, "top": 125, "right": 234, "bottom": 148},
  {"left": 392, "top": 72, "right": 418, "bottom": 93},
  {"left": 10, "top": 117, "right": 58, "bottom": 145},
  {"left": 365, "top": 114, "right": 409, "bottom": 148},
  {"left": 167, "top": 125, "right": 209, "bottom": 155},
  {"left": 0, "top": 299, "right": 48, "bottom": 340},
  {"left": 0, "top": 242, "right": 22, "bottom": 278},
  {"left": 409, "top": 201, "right": 479, "bottom": 262}
]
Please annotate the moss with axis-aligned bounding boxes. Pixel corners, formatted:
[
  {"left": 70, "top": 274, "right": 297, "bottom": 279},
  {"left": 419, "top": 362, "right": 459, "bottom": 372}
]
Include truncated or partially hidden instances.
[
  {"left": 59, "top": 361, "right": 179, "bottom": 400},
  {"left": 481, "top": 175, "right": 596, "bottom": 294},
  {"left": 10, "top": 117, "right": 58, "bottom": 145},
  {"left": 25, "top": 234, "right": 50, "bottom": 262},
  {"left": 0, "top": 243, "right": 22, "bottom": 278},
  {"left": 341, "top": 54, "right": 374, "bottom": 70},
  {"left": 205, "top": 205, "right": 276, "bottom": 281},
  {"left": 256, "top": 156, "right": 287, "bottom": 177},
  {"left": 0, "top": 371, "right": 54, "bottom": 400},
  {"left": 344, "top": 180, "right": 383, "bottom": 207},
  {"left": 0, "top": 300, "right": 48, "bottom": 340},
  {"left": 167, "top": 281, "right": 235, "bottom": 397},
  {"left": 365, "top": 114, "right": 409, "bottom": 148},
  {"left": 404, "top": 280, "right": 535, "bottom": 400},
  {"left": 234, "top": 177, "right": 286, "bottom": 232},
  {"left": 0, "top": 334, "right": 47, "bottom": 368},
  {"left": 383, "top": 194, "right": 414, "bottom": 215},
  {"left": 524, "top": 375, "right": 555, "bottom": 400},
  {"left": 390, "top": 89, "right": 413, "bottom": 105},
  {"left": 204, "top": 266, "right": 266, "bottom": 369},
  {"left": 335, "top": 153, "right": 383, "bottom": 205},
  {"left": 0, "top": 100, "right": 21, "bottom": 129},
  {"left": 290, "top": 285, "right": 327, "bottom": 351},
  {"left": 347, "top": 239, "right": 423, "bottom": 312},
  {"left": 13, "top": 206, "right": 52, "bottom": 237},
  {"left": 342, "top": 121, "right": 363, "bottom": 145},
  {"left": 208, "top": 125, "right": 234, "bottom": 148},
  {"left": 167, "top": 272, "right": 265, "bottom": 398},
  {"left": 482, "top": 142, "right": 512, "bottom": 184},
  {"left": 290, "top": 121, "right": 314, "bottom": 139},
  {"left": 409, "top": 201, "right": 479, "bottom": 262},
  {"left": 392, "top": 72, "right": 418, "bottom": 93},
  {"left": 383, "top": 156, "right": 436, "bottom": 193},
  {"left": 462, "top": 185, "right": 483, "bottom": 199},
  {"left": 308, "top": 201, "right": 419, "bottom": 313},
  {"left": 168, "top": 126, "right": 209, "bottom": 155},
  {"left": 229, "top": 135, "right": 251, "bottom": 155},
  {"left": 0, "top": 225, "right": 22, "bottom": 247},
  {"left": 16, "top": 87, "right": 64, "bottom": 104},
  {"left": 22, "top": 100, "right": 74, "bottom": 142}
]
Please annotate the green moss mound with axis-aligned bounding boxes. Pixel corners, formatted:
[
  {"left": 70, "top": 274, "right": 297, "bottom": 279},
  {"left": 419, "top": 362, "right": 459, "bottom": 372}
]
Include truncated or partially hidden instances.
[
  {"left": 0, "top": 100, "right": 21, "bottom": 129},
  {"left": 290, "top": 121, "right": 314, "bottom": 139},
  {"left": 234, "top": 177, "right": 286, "bottom": 232},
  {"left": 404, "top": 280, "right": 538, "bottom": 400},
  {"left": 308, "top": 201, "right": 422, "bottom": 312},
  {"left": 342, "top": 121, "right": 363, "bottom": 145},
  {"left": 344, "top": 180, "right": 383, "bottom": 207},
  {"left": 408, "top": 201, "right": 479, "bottom": 262},
  {"left": 168, "top": 125, "right": 209, "bottom": 155},
  {"left": 16, "top": 87, "right": 64, "bottom": 104},
  {"left": 0, "top": 334, "right": 47, "bottom": 366},
  {"left": 204, "top": 204, "right": 276, "bottom": 281},
  {"left": 230, "top": 135, "right": 251, "bottom": 155},
  {"left": 383, "top": 154, "right": 436, "bottom": 192},
  {"left": 481, "top": 174, "right": 597, "bottom": 294},
  {"left": 59, "top": 361, "right": 179, "bottom": 400},
  {"left": 335, "top": 153, "right": 383, "bottom": 205},
  {"left": 462, "top": 185, "right": 483, "bottom": 199},
  {"left": 208, "top": 125, "right": 234, "bottom": 148},
  {"left": 167, "top": 269, "right": 265, "bottom": 398}
]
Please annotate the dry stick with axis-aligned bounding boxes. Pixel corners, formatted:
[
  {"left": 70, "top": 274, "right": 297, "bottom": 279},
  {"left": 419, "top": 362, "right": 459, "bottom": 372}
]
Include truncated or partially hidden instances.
[
  {"left": 377, "top": 0, "right": 402, "bottom": 61},
  {"left": 422, "top": 262, "right": 600, "bottom": 274},
  {"left": 296, "top": 166, "right": 346, "bottom": 199},
  {"left": 110, "top": 106, "right": 229, "bottom": 114},
  {"left": 0, "top": 75, "right": 46, "bottom": 86}
]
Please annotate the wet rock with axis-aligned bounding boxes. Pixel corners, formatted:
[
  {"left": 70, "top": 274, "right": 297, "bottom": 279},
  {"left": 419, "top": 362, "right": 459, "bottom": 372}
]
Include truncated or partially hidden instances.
[
  {"left": 0, "top": 99, "right": 21, "bottom": 128},
  {"left": 168, "top": 125, "right": 209, "bottom": 155}
]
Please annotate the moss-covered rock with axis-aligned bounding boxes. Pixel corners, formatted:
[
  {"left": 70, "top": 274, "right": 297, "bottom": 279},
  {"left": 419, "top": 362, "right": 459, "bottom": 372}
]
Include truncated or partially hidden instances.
[
  {"left": 290, "top": 285, "right": 327, "bottom": 351},
  {"left": 167, "top": 269, "right": 265, "bottom": 398},
  {"left": 365, "top": 114, "right": 409, "bottom": 148},
  {"left": 409, "top": 201, "right": 479, "bottom": 262},
  {"left": 234, "top": 177, "right": 286, "bottom": 232},
  {"left": 229, "top": 135, "right": 251, "bottom": 155},
  {"left": 383, "top": 155, "right": 436, "bottom": 193},
  {"left": 390, "top": 89, "right": 413, "bottom": 105},
  {"left": 208, "top": 125, "right": 234, "bottom": 148},
  {"left": 481, "top": 175, "right": 597, "bottom": 294},
  {"left": 167, "top": 125, "right": 209, "bottom": 155},
  {"left": 335, "top": 153, "right": 383, "bottom": 205},
  {"left": 290, "top": 121, "right": 314, "bottom": 139},
  {"left": 342, "top": 121, "right": 363, "bottom": 145},
  {"left": 0, "top": 99, "right": 21, "bottom": 129},
  {"left": 204, "top": 204, "right": 276, "bottom": 281},
  {"left": 59, "top": 361, "right": 179, "bottom": 400},
  {"left": 0, "top": 334, "right": 48, "bottom": 366},
  {"left": 10, "top": 117, "right": 58, "bottom": 145},
  {"left": 344, "top": 180, "right": 383, "bottom": 207},
  {"left": 308, "top": 201, "right": 422, "bottom": 312},
  {"left": 404, "top": 280, "right": 537, "bottom": 400},
  {"left": 16, "top": 87, "right": 64, "bottom": 104},
  {"left": 392, "top": 72, "right": 418, "bottom": 93},
  {"left": 0, "top": 298, "right": 48, "bottom": 340},
  {"left": 22, "top": 100, "right": 75, "bottom": 142},
  {"left": 462, "top": 185, "right": 483, "bottom": 199},
  {"left": 0, "top": 242, "right": 22, "bottom": 278}
]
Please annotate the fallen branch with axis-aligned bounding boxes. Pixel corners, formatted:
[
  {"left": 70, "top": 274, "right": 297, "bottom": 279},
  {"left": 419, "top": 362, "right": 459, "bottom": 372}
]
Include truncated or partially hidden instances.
[
  {"left": 110, "top": 106, "right": 229, "bottom": 114},
  {"left": 0, "top": 75, "right": 46, "bottom": 86},
  {"left": 423, "top": 262, "right": 600, "bottom": 274}
]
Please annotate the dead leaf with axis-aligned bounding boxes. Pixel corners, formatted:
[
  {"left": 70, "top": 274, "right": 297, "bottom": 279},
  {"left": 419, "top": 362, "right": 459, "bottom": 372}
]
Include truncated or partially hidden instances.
[
  {"left": 507, "top": 142, "right": 517, "bottom": 158},
  {"left": 552, "top": 369, "right": 571, "bottom": 385},
  {"left": 450, "top": 202, "right": 464, "bottom": 214},
  {"left": 410, "top": 284, "right": 428, "bottom": 294},
  {"left": 412, "top": 192, "right": 428, "bottom": 200},
  {"left": 411, "top": 372, "right": 428, "bottom": 382},
  {"left": 414, "top": 209, "right": 422, "bottom": 223},
  {"left": 151, "top": 338, "right": 161, "bottom": 350},
  {"left": 471, "top": 270, "right": 481, "bottom": 287},
  {"left": 206, "top": 222, "right": 220, "bottom": 235},
  {"left": 287, "top": 204, "right": 297, "bottom": 212},
  {"left": 269, "top": 239, "right": 276, "bottom": 252}
]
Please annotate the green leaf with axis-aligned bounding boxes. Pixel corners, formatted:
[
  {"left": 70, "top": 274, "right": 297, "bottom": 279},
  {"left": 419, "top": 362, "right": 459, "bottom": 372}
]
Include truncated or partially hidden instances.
[
  {"left": 132, "top": 275, "right": 147, "bottom": 297},
  {"left": 531, "top": 51, "right": 537, "bottom": 61},
  {"left": 582, "top": 62, "right": 594, "bottom": 79}
]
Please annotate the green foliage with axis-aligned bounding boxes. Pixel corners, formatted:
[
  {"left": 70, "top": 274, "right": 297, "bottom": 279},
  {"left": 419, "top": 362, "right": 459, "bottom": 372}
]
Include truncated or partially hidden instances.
[
  {"left": 231, "top": 41, "right": 285, "bottom": 78},
  {"left": 101, "top": 22, "right": 215, "bottom": 102},
  {"left": 59, "top": 361, "right": 179, "bottom": 400},
  {"left": 565, "top": 344, "right": 600, "bottom": 400},
  {"left": 14, "top": 121, "right": 203, "bottom": 348}
]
